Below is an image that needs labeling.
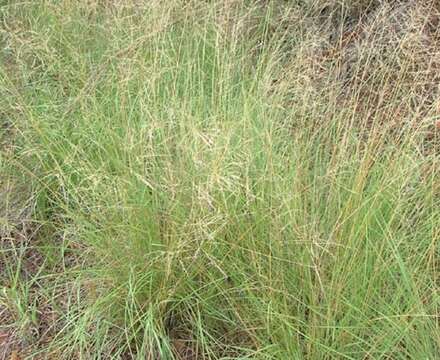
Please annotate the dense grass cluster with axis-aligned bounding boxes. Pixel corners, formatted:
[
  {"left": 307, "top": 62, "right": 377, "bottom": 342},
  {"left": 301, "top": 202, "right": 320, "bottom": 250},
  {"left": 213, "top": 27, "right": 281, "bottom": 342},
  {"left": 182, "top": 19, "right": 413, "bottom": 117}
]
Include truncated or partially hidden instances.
[{"left": 1, "top": 1, "right": 439, "bottom": 359}]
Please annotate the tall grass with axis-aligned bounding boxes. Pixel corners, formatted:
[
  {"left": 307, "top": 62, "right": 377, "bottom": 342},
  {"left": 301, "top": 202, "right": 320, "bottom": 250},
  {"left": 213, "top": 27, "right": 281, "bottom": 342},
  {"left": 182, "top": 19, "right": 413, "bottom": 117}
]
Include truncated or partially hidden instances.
[{"left": 1, "top": 1, "right": 439, "bottom": 359}]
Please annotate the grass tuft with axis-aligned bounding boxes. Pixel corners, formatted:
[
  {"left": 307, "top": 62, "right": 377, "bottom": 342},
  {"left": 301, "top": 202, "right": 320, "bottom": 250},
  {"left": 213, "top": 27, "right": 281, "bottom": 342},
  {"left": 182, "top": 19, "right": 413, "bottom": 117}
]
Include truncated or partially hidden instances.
[{"left": 1, "top": 1, "right": 439, "bottom": 358}]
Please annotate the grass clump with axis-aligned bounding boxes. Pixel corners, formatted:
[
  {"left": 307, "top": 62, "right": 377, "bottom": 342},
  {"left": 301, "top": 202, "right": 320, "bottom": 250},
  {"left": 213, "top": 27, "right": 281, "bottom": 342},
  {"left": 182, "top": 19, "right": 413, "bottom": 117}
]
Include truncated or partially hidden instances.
[{"left": 0, "top": 1, "right": 439, "bottom": 359}]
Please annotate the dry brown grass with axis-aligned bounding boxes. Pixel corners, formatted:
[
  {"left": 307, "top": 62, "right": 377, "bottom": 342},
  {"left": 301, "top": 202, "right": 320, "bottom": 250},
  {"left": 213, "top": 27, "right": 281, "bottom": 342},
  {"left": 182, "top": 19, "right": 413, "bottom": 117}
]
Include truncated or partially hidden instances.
[{"left": 267, "top": 1, "right": 440, "bottom": 154}]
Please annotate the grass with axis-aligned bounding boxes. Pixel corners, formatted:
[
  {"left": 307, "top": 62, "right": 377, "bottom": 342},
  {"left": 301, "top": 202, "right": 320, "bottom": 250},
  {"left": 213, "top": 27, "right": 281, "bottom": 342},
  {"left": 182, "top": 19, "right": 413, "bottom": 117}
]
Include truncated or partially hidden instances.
[{"left": 0, "top": 1, "right": 439, "bottom": 359}]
